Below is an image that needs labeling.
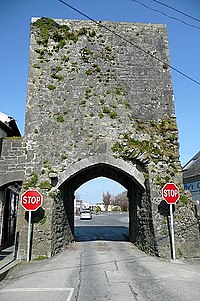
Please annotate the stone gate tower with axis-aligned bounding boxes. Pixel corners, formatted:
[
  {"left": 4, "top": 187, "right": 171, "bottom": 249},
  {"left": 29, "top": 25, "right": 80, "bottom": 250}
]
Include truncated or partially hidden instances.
[{"left": 16, "top": 18, "right": 199, "bottom": 259}]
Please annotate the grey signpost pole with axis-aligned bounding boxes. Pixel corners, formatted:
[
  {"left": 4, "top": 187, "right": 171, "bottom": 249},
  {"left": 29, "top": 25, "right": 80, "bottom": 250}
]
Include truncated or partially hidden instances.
[
  {"left": 27, "top": 211, "right": 32, "bottom": 262},
  {"left": 170, "top": 204, "right": 175, "bottom": 260}
]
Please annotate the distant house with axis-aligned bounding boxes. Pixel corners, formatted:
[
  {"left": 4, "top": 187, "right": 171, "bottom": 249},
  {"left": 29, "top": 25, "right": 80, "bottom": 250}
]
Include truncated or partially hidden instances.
[
  {"left": 183, "top": 151, "right": 200, "bottom": 214},
  {"left": 74, "top": 198, "right": 83, "bottom": 214},
  {"left": 0, "top": 112, "right": 21, "bottom": 250},
  {"left": 0, "top": 112, "right": 21, "bottom": 138}
]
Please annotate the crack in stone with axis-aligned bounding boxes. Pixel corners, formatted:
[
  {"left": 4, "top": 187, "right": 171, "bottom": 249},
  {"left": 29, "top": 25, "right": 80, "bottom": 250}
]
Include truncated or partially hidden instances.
[
  {"left": 74, "top": 251, "right": 83, "bottom": 301},
  {"left": 114, "top": 260, "right": 119, "bottom": 271},
  {"left": 105, "top": 270, "right": 110, "bottom": 284},
  {"left": 129, "top": 284, "right": 140, "bottom": 301}
]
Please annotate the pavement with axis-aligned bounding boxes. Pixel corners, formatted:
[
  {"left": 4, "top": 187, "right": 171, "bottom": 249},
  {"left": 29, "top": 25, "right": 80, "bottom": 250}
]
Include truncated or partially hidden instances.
[
  {"left": 0, "top": 241, "right": 200, "bottom": 301},
  {"left": 0, "top": 246, "right": 19, "bottom": 282}
]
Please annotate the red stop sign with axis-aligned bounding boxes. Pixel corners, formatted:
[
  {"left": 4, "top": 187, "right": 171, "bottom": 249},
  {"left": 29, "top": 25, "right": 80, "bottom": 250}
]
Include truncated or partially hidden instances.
[
  {"left": 162, "top": 183, "right": 180, "bottom": 204},
  {"left": 21, "top": 189, "right": 43, "bottom": 211}
]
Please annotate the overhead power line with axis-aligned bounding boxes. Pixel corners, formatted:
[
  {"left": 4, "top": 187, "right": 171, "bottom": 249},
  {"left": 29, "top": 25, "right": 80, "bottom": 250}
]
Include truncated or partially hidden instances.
[
  {"left": 151, "top": 0, "right": 200, "bottom": 23},
  {"left": 57, "top": 0, "right": 200, "bottom": 86},
  {"left": 130, "top": 0, "right": 200, "bottom": 30}
]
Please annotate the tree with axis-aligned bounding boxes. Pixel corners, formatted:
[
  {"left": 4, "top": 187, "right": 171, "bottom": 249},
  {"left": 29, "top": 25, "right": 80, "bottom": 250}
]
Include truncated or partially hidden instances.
[
  {"left": 102, "top": 191, "right": 112, "bottom": 209},
  {"left": 113, "top": 191, "right": 129, "bottom": 211},
  {"left": 102, "top": 191, "right": 129, "bottom": 211}
]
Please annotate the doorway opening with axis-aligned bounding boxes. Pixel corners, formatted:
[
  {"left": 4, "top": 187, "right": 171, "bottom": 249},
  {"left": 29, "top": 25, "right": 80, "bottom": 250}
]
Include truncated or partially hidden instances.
[
  {"left": 0, "top": 182, "right": 22, "bottom": 251},
  {"left": 52, "top": 162, "right": 157, "bottom": 256},
  {"left": 74, "top": 177, "right": 129, "bottom": 242}
]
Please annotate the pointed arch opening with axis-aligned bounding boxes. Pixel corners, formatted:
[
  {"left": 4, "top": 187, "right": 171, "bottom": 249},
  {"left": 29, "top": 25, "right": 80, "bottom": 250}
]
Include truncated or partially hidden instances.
[{"left": 51, "top": 161, "right": 158, "bottom": 256}]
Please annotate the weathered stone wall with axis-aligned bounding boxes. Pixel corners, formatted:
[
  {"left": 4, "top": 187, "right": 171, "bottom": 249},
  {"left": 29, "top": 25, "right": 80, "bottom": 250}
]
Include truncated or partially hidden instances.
[
  {"left": 0, "top": 138, "right": 25, "bottom": 251},
  {"left": 16, "top": 18, "right": 199, "bottom": 259},
  {"left": 24, "top": 17, "right": 177, "bottom": 191},
  {"left": 0, "top": 137, "right": 25, "bottom": 187}
]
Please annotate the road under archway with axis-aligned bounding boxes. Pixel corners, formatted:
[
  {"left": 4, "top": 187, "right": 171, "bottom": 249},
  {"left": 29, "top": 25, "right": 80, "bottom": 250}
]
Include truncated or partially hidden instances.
[{"left": 52, "top": 162, "right": 157, "bottom": 256}]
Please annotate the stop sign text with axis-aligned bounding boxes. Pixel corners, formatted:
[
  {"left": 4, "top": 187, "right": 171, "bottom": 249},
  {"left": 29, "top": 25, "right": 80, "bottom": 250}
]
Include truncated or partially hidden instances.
[
  {"left": 162, "top": 183, "right": 180, "bottom": 204},
  {"left": 21, "top": 190, "right": 43, "bottom": 211},
  {"left": 163, "top": 189, "right": 179, "bottom": 198}
]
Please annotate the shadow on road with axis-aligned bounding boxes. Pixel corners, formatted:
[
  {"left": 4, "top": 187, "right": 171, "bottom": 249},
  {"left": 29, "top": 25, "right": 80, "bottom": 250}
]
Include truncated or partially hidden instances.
[{"left": 75, "top": 226, "right": 129, "bottom": 242}]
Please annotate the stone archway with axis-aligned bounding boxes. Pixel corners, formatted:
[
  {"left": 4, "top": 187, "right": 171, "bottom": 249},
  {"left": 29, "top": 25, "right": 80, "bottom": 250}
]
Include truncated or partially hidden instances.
[
  {"left": 50, "top": 156, "right": 157, "bottom": 256},
  {"left": 58, "top": 155, "right": 146, "bottom": 190}
]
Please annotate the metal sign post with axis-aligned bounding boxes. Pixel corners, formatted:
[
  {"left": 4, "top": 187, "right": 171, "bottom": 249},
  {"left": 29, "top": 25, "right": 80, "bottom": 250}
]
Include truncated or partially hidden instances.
[
  {"left": 27, "top": 211, "right": 32, "bottom": 262},
  {"left": 169, "top": 204, "right": 175, "bottom": 260}
]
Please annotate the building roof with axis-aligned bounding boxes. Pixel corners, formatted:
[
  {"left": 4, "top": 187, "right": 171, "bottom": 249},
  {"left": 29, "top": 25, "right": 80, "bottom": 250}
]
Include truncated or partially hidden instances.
[
  {"left": 183, "top": 151, "right": 200, "bottom": 179},
  {"left": 0, "top": 112, "right": 12, "bottom": 124},
  {"left": 0, "top": 112, "right": 21, "bottom": 137}
]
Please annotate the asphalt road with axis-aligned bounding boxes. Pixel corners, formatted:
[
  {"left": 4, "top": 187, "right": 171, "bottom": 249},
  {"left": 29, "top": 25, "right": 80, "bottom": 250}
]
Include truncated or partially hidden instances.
[
  {"left": 75, "top": 211, "right": 129, "bottom": 241},
  {"left": 0, "top": 212, "right": 199, "bottom": 301}
]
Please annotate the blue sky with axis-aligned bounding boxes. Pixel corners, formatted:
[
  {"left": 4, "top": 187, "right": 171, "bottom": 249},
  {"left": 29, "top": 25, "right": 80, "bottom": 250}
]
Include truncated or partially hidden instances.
[{"left": 1, "top": 0, "right": 200, "bottom": 203}]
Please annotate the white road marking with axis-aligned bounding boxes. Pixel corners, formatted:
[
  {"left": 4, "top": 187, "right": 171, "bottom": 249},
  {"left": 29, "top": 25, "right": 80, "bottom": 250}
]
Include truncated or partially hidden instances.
[
  {"left": 66, "top": 288, "right": 74, "bottom": 301},
  {"left": 0, "top": 287, "right": 74, "bottom": 301}
]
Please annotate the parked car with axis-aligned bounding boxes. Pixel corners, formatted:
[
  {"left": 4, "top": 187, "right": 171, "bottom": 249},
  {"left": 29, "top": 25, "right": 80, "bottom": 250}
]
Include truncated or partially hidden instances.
[{"left": 80, "top": 209, "right": 92, "bottom": 220}]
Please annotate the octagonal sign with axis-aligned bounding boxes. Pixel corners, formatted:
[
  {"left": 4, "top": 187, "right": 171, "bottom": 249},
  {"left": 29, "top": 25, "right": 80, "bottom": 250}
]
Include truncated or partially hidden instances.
[
  {"left": 21, "top": 189, "right": 43, "bottom": 211},
  {"left": 162, "top": 183, "right": 180, "bottom": 204}
]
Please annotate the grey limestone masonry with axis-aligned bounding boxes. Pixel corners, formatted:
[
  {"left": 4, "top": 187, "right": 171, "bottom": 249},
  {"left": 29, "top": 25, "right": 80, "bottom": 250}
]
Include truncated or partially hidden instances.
[
  {"left": 13, "top": 18, "right": 199, "bottom": 259},
  {"left": 0, "top": 138, "right": 25, "bottom": 187}
]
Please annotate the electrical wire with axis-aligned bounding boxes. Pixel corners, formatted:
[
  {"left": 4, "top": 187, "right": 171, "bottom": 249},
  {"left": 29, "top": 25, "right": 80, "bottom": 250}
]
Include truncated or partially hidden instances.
[
  {"left": 130, "top": 0, "right": 200, "bottom": 30},
  {"left": 152, "top": 0, "right": 200, "bottom": 23},
  {"left": 57, "top": 0, "right": 200, "bottom": 86}
]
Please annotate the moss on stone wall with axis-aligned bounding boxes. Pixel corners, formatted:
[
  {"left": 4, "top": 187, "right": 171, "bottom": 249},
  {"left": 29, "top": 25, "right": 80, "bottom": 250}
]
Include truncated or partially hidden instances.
[
  {"left": 112, "top": 117, "right": 179, "bottom": 163},
  {"left": 39, "top": 181, "right": 52, "bottom": 190},
  {"left": 3, "top": 137, "right": 23, "bottom": 140},
  {"left": 33, "top": 17, "right": 87, "bottom": 48},
  {"left": 23, "top": 172, "right": 38, "bottom": 190}
]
